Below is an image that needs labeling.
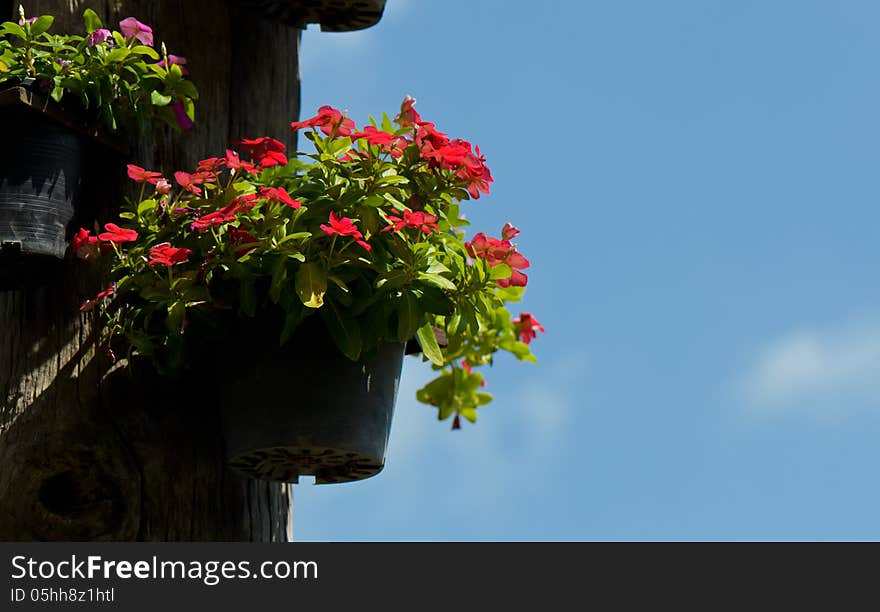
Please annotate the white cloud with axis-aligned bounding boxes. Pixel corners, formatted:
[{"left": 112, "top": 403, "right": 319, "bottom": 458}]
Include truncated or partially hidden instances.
[{"left": 742, "top": 321, "right": 880, "bottom": 416}]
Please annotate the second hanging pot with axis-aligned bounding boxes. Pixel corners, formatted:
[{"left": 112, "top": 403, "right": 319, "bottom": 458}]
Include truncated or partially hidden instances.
[{"left": 218, "top": 313, "right": 405, "bottom": 484}]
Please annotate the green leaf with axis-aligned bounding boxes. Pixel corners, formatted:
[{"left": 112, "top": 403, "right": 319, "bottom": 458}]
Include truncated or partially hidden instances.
[
  {"left": 0, "top": 22, "right": 27, "bottom": 40},
  {"left": 380, "top": 112, "right": 395, "bottom": 133},
  {"left": 327, "top": 137, "right": 352, "bottom": 157},
  {"left": 320, "top": 301, "right": 362, "bottom": 360},
  {"left": 166, "top": 301, "right": 186, "bottom": 333},
  {"left": 269, "top": 257, "right": 288, "bottom": 304},
  {"left": 418, "top": 272, "right": 456, "bottom": 291},
  {"left": 396, "top": 291, "right": 421, "bottom": 341},
  {"left": 489, "top": 263, "right": 512, "bottom": 280},
  {"left": 131, "top": 45, "right": 159, "bottom": 60},
  {"left": 82, "top": 9, "right": 102, "bottom": 33},
  {"left": 460, "top": 408, "right": 478, "bottom": 423},
  {"left": 416, "top": 322, "right": 444, "bottom": 366},
  {"left": 150, "top": 90, "right": 172, "bottom": 106},
  {"left": 30, "top": 15, "right": 53, "bottom": 37},
  {"left": 295, "top": 262, "right": 326, "bottom": 308},
  {"left": 137, "top": 198, "right": 156, "bottom": 217},
  {"left": 106, "top": 48, "right": 130, "bottom": 63},
  {"left": 50, "top": 86, "right": 63, "bottom": 102}
]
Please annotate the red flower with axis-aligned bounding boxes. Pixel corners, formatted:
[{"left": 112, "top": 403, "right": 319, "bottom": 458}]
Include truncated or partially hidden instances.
[
  {"left": 174, "top": 171, "right": 204, "bottom": 195},
  {"left": 190, "top": 202, "right": 240, "bottom": 233},
  {"left": 381, "top": 210, "right": 439, "bottom": 234},
  {"left": 148, "top": 243, "right": 192, "bottom": 267},
  {"left": 320, "top": 211, "right": 371, "bottom": 252},
  {"left": 232, "top": 192, "right": 260, "bottom": 213},
  {"left": 259, "top": 186, "right": 300, "bottom": 208},
  {"left": 395, "top": 95, "right": 422, "bottom": 128},
  {"left": 351, "top": 126, "right": 396, "bottom": 147},
  {"left": 229, "top": 227, "right": 259, "bottom": 256},
  {"left": 422, "top": 140, "right": 472, "bottom": 169},
  {"left": 98, "top": 223, "right": 138, "bottom": 244},
  {"left": 225, "top": 149, "right": 258, "bottom": 174},
  {"left": 233, "top": 137, "right": 288, "bottom": 168},
  {"left": 415, "top": 122, "right": 449, "bottom": 149},
  {"left": 290, "top": 105, "right": 355, "bottom": 137},
  {"left": 513, "top": 312, "right": 544, "bottom": 345},
  {"left": 70, "top": 228, "right": 106, "bottom": 260},
  {"left": 501, "top": 223, "right": 520, "bottom": 240},
  {"left": 465, "top": 231, "right": 529, "bottom": 287},
  {"left": 196, "top": 157, "right": 225, "bottom": 173},
  {"left": 127, "top": 164, "right": 164, "bottom": 185},
  {"left": 79, "top": 286, "right": 115, "bottom": 312}
]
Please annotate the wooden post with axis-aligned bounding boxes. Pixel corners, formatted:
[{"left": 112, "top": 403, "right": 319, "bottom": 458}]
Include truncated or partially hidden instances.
[{"left": 0, "top": 0, "right": 301, "bottom": 541}]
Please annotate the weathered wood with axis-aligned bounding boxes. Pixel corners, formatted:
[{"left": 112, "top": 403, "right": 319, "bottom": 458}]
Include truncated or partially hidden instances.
[{"left": 0, "top": 0, "right": 301, "bottom": 541}]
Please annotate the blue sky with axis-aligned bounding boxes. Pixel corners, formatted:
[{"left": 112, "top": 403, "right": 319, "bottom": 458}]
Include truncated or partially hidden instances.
[{"left": 291, "top": 0, "right": 880, "bottom": 540}]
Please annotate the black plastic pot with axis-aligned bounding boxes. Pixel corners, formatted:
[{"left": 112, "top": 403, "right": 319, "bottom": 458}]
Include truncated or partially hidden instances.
[
  {"left": 0, "top": 101, "right": 84, "bottom": 261},
  {"left": 218, "top": 314, "right": 405, "bottom": 484}
]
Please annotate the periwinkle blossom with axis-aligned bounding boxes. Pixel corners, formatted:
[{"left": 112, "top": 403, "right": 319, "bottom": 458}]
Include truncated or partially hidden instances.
[
  {"left": 87, "top": 28, "right": 112, "bottom": 46},
  {"left": 119, "top": 17, "right": 153, "bottom": 46},
  {"left": 156, "top": 54, "right": 188, "bottom": 75}
]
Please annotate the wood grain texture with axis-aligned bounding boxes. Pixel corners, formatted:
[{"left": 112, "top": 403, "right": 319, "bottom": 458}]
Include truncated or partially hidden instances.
[{"left": 0, "top": 0, "right": 302, "bottom": 541}]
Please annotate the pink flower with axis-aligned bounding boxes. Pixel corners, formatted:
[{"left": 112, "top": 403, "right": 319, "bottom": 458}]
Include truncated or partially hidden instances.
[
  {"left": 513, "top": 312, "right": 544, "bottom": 345},
  {"left": 148, "top": 243, "right": 192, "bottom": 266},
  {"left": 79, "top": 286, "right": 115, "bottom": 312},
  {"left": 119, "top": 17, "right": 153, "bottom": 46},
  {"left": 155, "top": 179, "right": 172, "bottom": 195},
  {"left": 127, "top": 164, "right": 164, "bottom": 185},
  {"left": 156, "top": 54, "right": 188, "bottom": 75},
  {"left": 87, "top": 28, "right": 111, "bottom": 46},
  {"left": 170, "top": 100, "right": 194, "bottom": 130},
  {"left": 320, "top": 211, "right": 371, "bottom": 252},
  {"left": 98, "top": 223, "right": 138, "bottom": 244}
]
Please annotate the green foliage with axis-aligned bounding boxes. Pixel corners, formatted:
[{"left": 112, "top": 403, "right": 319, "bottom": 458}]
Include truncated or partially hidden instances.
[{"left": 0, "top": 8, "right": 198, "bottom": 133}]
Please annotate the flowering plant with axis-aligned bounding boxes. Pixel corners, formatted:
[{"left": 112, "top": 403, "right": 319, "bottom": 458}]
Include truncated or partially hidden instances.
[
  {"left": 74, "top": 97, "right": 543, "bottom": 429},
  {"left": 0, "top": 7, "right": 197, "bottom": 132}
]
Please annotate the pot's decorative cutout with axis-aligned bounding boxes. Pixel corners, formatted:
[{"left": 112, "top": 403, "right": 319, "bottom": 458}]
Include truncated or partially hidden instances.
[
  {"left": 219, "top": 316, "right": 405, "bottom": 484},
  {"left": 239, "top": 0, "right": 386, "bottom": 32}
]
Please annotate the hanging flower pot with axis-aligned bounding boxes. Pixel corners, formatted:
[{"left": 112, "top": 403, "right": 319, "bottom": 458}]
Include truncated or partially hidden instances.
[
  {"left": 218, "top": 314, "right": 406, "bottom": 484},
  {"left": 238, "top": 0, "right": 386, "bottom": 31},
  {"left": 0, "top": 10, "right": 199, "bottom": 284},
  {"left": 77, "top": 96, "right": 545, "bottom": 485},
  {"left": 0, "top": 86, "right": 86, "bottom": 262}
]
